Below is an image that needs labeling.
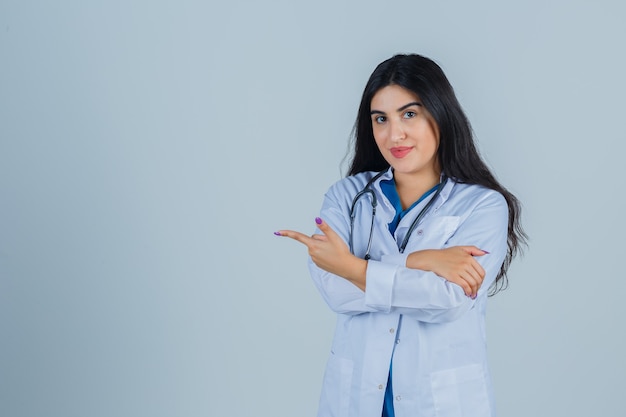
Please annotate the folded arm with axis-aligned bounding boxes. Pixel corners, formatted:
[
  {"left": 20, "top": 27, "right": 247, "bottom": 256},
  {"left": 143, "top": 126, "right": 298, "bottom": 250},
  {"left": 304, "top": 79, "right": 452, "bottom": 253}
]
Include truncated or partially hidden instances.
[{"left": 277, "top": 186, "right": 508, "bottom": 322}]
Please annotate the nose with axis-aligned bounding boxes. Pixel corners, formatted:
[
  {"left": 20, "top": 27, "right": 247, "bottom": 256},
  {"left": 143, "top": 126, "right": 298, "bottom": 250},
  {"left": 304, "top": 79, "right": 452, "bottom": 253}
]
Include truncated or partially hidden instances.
[{"left": 389, "top": 119, "right": 406, "bottom": 142}]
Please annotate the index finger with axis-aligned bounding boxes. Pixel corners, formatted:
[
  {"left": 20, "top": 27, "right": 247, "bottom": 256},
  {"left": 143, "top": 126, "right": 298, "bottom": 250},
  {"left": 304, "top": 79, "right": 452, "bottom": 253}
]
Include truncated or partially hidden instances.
[{"left": 275, "top": 229, "right": 315, "bottom": 247}]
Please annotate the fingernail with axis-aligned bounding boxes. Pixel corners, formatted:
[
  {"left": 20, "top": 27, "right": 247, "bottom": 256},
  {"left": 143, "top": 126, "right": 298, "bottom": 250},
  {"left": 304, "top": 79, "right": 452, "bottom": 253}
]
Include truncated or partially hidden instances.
[
  {"left": 471, "top": 294, "right": 477, "bottom": 300},
  {"left": 481, "top": 249, "right": 490, "bottom": 254},
  {"left": 273, "top": 231, "right": 282, "bottom": 236},
  {"left": 315, "top": 217, "right": 322, "bottom": 225}
]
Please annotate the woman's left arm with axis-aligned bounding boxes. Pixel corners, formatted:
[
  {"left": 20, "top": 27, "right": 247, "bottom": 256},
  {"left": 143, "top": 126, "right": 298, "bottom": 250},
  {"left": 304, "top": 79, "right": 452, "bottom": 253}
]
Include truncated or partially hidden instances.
[{"left": 365, "top": 190, "right": 509, "bottom": 323}]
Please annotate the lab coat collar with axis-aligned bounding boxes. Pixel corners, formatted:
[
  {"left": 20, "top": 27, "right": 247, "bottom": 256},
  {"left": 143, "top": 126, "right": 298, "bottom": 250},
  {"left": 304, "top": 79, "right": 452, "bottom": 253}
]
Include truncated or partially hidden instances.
[
  {"left": 372, "top": 167, "right": 455, "bottom": 207},
  {"left": 438, "top": 173, "right": 455, "bottom": 205}
]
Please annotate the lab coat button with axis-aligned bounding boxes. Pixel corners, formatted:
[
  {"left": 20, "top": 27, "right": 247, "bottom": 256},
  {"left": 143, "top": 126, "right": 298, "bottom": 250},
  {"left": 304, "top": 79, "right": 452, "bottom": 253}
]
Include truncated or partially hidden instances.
[
  {"left": 378, "top": 384, "right": 384, "bottom": 390},
  {"left": 396, "top": 395, "right": 401, "bottom": 401},
  {"left": 389, "top": 328, "right": 395, "bottom": 334},
  {"left": 417, "top": 229, "right": 423, "bottom": 236},
  {"left": 396, "top": 339, "right": 400, "bottom": 344}
]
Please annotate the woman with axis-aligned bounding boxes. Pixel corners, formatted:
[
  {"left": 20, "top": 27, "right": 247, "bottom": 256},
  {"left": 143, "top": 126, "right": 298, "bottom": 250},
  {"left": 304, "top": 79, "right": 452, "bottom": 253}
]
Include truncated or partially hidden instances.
[{"left": 276, "top": 54, "right": 526, "bottom": 417}]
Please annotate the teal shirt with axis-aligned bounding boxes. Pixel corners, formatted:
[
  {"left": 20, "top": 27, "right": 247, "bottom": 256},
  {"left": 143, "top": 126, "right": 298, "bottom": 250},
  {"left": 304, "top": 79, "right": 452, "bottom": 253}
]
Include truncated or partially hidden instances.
[{"left": 380, "top": 178, "right": 439, "bottom": 236}]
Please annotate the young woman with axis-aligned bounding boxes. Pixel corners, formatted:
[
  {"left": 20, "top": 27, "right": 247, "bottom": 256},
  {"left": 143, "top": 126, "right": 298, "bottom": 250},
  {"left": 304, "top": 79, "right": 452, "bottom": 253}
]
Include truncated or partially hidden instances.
[{"left": 276, "top": 54, "right": 526, "bottom": 417}]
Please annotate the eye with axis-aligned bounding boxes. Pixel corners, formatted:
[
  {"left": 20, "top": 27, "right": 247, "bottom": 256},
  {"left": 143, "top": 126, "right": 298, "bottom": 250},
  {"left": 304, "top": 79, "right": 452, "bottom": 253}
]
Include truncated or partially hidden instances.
[
  {"left": 403, "top": 110, "right": 416, "bottom": 119},
  {"left": 374, "top": 115, "right": 386, "bottom": 124}
]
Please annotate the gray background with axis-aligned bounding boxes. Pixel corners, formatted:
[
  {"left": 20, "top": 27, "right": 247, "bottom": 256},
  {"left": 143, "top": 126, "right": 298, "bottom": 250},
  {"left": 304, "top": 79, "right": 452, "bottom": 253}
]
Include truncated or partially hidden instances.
[{"left": 1, "top": 0, "right": 625, "bottom": 416}]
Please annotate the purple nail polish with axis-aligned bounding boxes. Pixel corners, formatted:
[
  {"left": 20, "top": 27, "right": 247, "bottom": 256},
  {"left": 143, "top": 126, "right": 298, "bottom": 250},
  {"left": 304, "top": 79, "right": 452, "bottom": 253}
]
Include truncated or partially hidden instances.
[
  {"left": 315, "top": 217, "right": 322, "bottom": 225},
  {"left": 274, "top": 231, "right": 282, "bottom": 236},
  {"left": 481, "top": 249, "right": 490, "bottom": 254}
]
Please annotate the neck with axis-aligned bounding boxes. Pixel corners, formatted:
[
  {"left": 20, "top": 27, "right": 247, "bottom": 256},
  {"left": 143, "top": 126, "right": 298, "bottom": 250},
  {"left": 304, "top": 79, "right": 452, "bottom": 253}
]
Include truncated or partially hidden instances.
[{"left": 394, "top": 170, "right": 441, "bottom": 210}]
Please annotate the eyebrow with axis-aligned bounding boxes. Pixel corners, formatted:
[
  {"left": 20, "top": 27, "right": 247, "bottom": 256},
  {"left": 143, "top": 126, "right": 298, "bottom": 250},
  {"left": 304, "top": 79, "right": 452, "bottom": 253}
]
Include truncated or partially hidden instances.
[{"left": 370, "top": 101, "right": 423, "bottom": 115}]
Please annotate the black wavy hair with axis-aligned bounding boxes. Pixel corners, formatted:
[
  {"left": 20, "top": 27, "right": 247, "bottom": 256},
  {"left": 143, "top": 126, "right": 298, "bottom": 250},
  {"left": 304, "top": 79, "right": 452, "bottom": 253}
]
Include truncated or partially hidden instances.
[{"left": 348, "top": 54, "right": 527, "bottom": 294}]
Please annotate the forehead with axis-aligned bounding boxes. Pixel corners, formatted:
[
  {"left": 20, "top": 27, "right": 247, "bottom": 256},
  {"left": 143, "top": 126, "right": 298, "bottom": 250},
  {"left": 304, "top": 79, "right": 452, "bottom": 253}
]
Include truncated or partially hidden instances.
[{"left": 371, "top": 85, "right": 420, "bottom": 109}]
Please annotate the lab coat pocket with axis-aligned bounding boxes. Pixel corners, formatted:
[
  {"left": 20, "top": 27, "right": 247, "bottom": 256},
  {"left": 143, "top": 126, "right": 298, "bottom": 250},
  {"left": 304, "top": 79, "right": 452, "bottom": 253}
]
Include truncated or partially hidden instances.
[
  {"left": 319, "top": 352, "right": 353, "bottom": 416},
  {"left": 403, "top": 215, "right": 460, "bottom": 252},
  {"left": 430, "top": 363, "right": 491, "bottom": 417}
]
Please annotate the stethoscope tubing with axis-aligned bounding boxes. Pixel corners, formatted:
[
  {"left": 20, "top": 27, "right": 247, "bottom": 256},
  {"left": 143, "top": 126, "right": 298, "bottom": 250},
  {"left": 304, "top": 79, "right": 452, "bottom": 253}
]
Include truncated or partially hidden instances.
[
  {"left": 349, "top": 171, "right": 385, "bottom": 260},
  {"left": 349, "top": 171, "right": 448, "bottom": 259}
]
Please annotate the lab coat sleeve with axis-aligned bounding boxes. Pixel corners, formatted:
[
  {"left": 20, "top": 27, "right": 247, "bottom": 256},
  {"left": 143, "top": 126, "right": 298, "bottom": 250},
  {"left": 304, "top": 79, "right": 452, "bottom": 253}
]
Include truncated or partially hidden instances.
[
  {"left": 364, "top": 190, "right": 509, "bottom": 323},
  {"left": 309, "top": 258, "right": 378, "bottom": 315},
  {"left": 308, "top": 182, "right": 379, "bottom": 316}
]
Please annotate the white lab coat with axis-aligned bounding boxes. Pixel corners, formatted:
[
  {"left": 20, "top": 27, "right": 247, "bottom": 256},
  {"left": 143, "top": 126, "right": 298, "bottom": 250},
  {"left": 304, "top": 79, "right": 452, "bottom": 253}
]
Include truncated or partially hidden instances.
[{"left": 309, "top": 168, "right": 508, "bottom": 417}]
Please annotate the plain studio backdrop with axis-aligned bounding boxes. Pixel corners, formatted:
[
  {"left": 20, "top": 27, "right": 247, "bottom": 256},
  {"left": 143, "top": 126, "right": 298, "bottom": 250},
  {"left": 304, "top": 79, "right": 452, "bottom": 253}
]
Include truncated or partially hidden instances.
[{"left": 1, "top": 1, "right": 625, "bottom": 416}]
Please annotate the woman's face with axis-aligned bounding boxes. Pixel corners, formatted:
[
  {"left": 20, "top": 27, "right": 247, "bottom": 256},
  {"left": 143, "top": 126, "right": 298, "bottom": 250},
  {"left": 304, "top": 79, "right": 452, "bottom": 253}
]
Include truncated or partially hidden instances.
[{"left": 370, "top": 84, "right": 440, "bottom": 183}]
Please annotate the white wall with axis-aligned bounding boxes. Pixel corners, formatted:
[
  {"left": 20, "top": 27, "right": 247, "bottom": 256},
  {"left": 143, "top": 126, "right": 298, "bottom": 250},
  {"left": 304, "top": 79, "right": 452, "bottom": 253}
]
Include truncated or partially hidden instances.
[{"left": 1, "top": 1, "right": 625, "bottom": 416}]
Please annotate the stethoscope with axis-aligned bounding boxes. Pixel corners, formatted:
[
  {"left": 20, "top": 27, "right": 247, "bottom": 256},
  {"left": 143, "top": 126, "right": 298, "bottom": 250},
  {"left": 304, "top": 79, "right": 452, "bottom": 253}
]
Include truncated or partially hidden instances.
[{"left": 348, "top": 171, "right": 448, "bottom": 260}]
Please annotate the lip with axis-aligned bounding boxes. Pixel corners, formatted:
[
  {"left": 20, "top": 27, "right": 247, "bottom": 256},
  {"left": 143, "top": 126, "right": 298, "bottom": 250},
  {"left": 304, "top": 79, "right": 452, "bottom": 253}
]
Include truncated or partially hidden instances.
[{"left": 390, "top": 146, "right": 413, "bottom": 158}]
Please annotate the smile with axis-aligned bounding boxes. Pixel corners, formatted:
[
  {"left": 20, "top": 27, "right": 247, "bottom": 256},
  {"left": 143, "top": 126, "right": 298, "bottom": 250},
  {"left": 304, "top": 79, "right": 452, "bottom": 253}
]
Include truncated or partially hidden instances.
[{"left": 390, "top": 146, "right": 412, "bottom": 158}]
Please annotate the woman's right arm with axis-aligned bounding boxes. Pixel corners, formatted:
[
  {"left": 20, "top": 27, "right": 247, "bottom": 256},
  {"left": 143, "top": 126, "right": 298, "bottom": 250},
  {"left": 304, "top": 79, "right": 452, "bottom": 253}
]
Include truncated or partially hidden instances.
[{"left": 304, "top": 191, "right": 377, "bottom": 315}]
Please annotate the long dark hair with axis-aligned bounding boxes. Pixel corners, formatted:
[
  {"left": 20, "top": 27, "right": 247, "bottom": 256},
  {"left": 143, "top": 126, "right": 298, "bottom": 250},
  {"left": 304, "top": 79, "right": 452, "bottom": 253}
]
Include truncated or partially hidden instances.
[{"left": 348, "top": 54, "right": 526, "bottom": 294}]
